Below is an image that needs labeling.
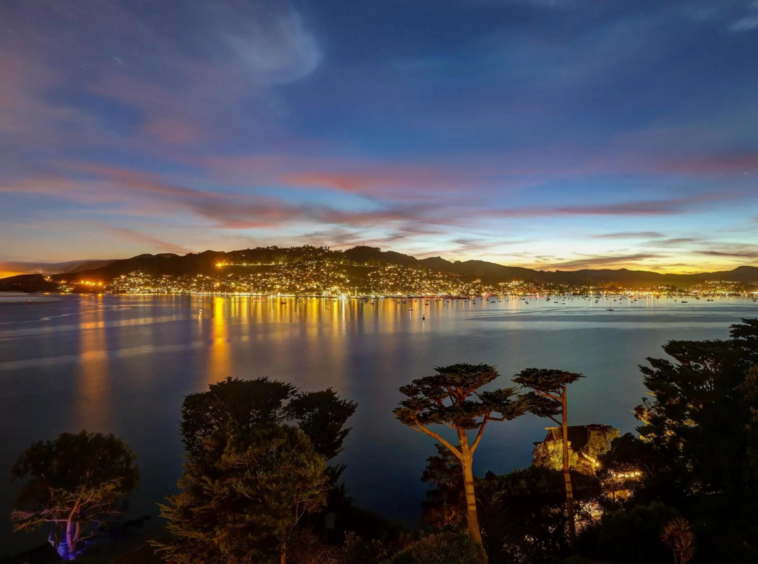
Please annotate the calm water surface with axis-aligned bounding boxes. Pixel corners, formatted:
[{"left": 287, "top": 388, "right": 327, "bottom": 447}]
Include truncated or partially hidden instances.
[{"left": 1, "top": 294, "right": 756, "bottom": 554}]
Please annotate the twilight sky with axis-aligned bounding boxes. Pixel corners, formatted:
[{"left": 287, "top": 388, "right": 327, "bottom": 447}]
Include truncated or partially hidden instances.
[{"left": 1, "top": 0, "right": 758, "bottom": 278}]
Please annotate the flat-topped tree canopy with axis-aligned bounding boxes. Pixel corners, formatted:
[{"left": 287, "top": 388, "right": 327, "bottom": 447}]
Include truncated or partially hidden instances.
[
  {"left": 514, "top": 369, "right": 585, "bottom": 423},
  {"left": 514, "top": 367, "right": 586, "bottom": 552},
  {"left": 394, "top": 363, "right": 529, "bottom": 544},
  {"left": 523, "top": 394, "right": 563, "bottom": 422},
  {"left": 514, "top": 368, "right": 585, "bottom": 393},
  {"left": 395, "top": 363, "right": 527, "bottom": 432}
]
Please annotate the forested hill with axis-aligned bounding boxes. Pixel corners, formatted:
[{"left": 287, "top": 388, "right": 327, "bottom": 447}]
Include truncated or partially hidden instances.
[{"left": 1, "top": 245, "right": 757, "bottom": 291}]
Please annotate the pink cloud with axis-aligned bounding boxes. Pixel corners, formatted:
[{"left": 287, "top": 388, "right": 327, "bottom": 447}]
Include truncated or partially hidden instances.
[
  {"left": 6, "top": 164, "right": 449, "bottom": 230},
  {"left": 103, "top": 226, "right": 192, "bottom": 255},
  {"left": 281, "top": 169, "right": 464, "bottom": 194},
  {"left": 654, "top": 153, "right": 758, "bottom": 175},
  {"left": 488, "top": 191, "right": 746, "bottom": 218}
]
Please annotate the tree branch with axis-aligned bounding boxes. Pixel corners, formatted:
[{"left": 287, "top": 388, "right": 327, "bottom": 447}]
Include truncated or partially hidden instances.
[
  {"left": 471, "top": 417, "right": 489, "bottom": 454},
  {"left": 548, "top": 415, "right": 562, "bottom": 426},
  {"left": 412, "top": 422, "right": 462, "bottom": 460},
  {"left": 535, "top": 390, "right": 561, "bottom": 402}
]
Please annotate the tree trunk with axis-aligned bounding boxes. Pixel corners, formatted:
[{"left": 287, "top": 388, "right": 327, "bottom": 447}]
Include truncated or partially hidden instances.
[
  {"left": 562, "top": 389, "right": 577, "bottom": 553},
  {"left": 65, "top": 498, "right": 81, "bottom": 561},
  {"left": 280, "top": 540, "right": 286, "bottom": 564},
  {"left": 457, "top": 428, "right": 482, "bottom": 544},
  {"left": 65, "top": 517, "right": 73, "bottom": 560}
]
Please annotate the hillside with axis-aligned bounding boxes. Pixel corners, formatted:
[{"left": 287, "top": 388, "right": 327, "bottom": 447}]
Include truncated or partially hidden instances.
[{"left": 1, "top": 245, "right": 756, "bottom": 293}]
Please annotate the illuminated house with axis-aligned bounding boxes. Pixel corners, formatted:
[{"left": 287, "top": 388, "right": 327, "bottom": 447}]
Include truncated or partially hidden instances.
[{"left": 532, "top": 424, "right": 619, "bottom": 476}]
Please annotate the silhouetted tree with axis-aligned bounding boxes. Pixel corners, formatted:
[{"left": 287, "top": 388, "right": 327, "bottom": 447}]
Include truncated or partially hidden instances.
[
  {"left": 730, "top": 318, "right": 758, "bottom": 364},
  {"left": 286, "top": 389, "right": 358, "bottom": 461},
  {"left": 514, "top": 368, "right": 584, "bottom": 552},
  {"left": 180, "top": 377, "right": 295, "bottom": 462},
  {"left": 635, "top": 338, "right": 749, "bottom": 498},
  {"left": 394, "top": 363, "right": 528, "bottom": 543},
  {"left": 181, "top": 377, "right": 356, "bottom": 464},
  {"left": 155, "top": 424, "right": 328, "bottom": 564},
  {"left": 11, "top": 431, "right": 139, "bottom": 561},
  {"left": 597, "top": 319, "right": 758, "bottom": 562},
  {"left": 159, "top": 378, "right": 357, "bottom": 563},
  {"left": 745, "top": 366, "right": 758, "bottom": 483}
]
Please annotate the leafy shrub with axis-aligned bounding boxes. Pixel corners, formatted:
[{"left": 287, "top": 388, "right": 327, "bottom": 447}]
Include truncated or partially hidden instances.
[
  {"left": 385, "top": 532, "right": 486, "bottom": 564},
  {"left": 589, "top": 501, "right": 679, "bottom": 563}
]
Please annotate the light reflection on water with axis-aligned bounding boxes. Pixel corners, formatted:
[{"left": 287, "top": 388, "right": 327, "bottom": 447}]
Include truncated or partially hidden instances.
[
  {"left": 74, "top": 298, "right": 110, "bottom": 431},
  {"left": 0, "top": 294, "right": 756, "bottom": 554}
]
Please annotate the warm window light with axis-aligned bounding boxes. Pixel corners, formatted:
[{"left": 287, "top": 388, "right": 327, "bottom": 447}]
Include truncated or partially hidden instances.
[{"left": 610, "top": 470, "right": 642, "bottom": 479}]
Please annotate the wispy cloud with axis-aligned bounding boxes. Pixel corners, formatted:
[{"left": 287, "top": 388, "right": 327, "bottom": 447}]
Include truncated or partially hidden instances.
[
  {"left": 697, "top": 245, "right": 758, "bottom": 259},
  {"left": 546, "top": 253, "right": 664, "bottom": 270},
  {"left": 730, "top": 3, "right": 758, "bottom": 33},
  {"left": 655, "top": 153, "right": 758, "bottom": 174},
  {"left": 224, "top": 9, "right": 321, "bottom": 84},
  {"left": 591, "top": 231, "right": 665, "bottom": 239},
  {"left": 0, "top": 0, "right": 322, "bottom": 152},
  {"left": 2, "top": 165, "right": 450, "bottom": 231},
  {"left": 102, "top": 227, "right": 192, "bottom": 255},
  {"left": 491, "top": 192, "right": 742, "bottom": 218},
  {"left": 654, "top": 238, "right": 699, "bottom": 247},
  {"left": 279, "top": 168, "right": 464, "bottom": 197},
  {"left": 730, "top": 15, "right": 758, "bottom": 32}
]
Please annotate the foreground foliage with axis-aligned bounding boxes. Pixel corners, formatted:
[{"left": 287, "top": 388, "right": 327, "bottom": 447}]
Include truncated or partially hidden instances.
[
  {"left": 155, "top": 423, "right": 328, "bottom": 564},
  {"left": 419, "top": 444, "right": 466, "bottom": 532},
  {"left": 591, "top": 318, "right": 758, "bottom": 563},
  {"left": 154, "top": 376, "right": 357, "bottom": 564},
  {"left": 180, "top": 376, "right": 357, "bottom": 464},
  {"left": 478, "top": 466, "right": 601, "bottom": 564},
  {"left": 385, "top": 532, "right": 487, "bottom": 564},
  {"left": 11, "top": 431, "right": 139, "bottom": 561}
]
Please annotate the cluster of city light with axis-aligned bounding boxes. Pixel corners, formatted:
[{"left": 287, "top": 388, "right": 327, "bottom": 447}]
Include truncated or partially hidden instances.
[
  {"left": 104, "top": 263, "right": 591, "bottom": 297},
  {"left": 689, "top": 280, "right": 758, "bottom": 297},
  {"left": 365, "top": 264, "right": 469, "bottom": 296},
  {"left": 61, "top": 252, "right": 758, "bottom": 298},
  {"left": 101, "top": 266, "right": 758, "bottom": 297}
]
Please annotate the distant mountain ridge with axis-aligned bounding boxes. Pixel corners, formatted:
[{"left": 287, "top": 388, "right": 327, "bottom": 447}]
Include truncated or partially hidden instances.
[
  {"left": 1, "top": 245, "right": 757, "bottom": 291},
  {"left": 0, "top": 258, "right": 114, "bottom": 276}
]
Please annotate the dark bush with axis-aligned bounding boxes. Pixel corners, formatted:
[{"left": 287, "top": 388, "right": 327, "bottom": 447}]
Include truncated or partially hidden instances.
[{"left": 385, "top": 532, "right": 486, "bottom": 564}]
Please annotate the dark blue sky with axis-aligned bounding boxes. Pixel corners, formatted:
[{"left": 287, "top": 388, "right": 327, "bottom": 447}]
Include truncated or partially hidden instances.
[{"left": 1, "top": 0, "right": 757, "bottom": 276}]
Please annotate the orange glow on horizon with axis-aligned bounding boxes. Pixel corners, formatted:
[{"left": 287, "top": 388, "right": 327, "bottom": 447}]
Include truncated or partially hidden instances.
[{"left": 0, "top": 270, "right": 25, "bottom": 280}]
